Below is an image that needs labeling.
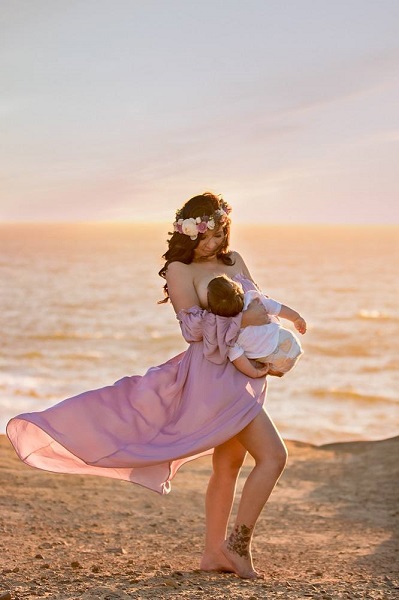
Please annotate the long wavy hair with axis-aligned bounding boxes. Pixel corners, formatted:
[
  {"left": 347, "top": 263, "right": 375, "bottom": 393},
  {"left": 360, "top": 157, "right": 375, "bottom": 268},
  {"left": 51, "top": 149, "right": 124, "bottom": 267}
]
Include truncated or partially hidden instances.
[{"left": 158, "top": 192, "right": 234, "bottom": 303}]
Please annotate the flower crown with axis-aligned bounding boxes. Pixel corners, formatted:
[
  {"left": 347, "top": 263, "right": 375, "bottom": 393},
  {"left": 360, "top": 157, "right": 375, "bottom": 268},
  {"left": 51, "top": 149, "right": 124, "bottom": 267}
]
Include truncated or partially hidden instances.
[{"left": 173, "top": 199, "right": 232, "bottom": 240}]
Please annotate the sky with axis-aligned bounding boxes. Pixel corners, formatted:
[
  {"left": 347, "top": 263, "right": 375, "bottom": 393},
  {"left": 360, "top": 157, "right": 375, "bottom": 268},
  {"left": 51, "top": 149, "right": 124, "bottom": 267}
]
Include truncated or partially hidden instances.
[{"left": 1, "top": 0, "right": 399, "bottom": 224}]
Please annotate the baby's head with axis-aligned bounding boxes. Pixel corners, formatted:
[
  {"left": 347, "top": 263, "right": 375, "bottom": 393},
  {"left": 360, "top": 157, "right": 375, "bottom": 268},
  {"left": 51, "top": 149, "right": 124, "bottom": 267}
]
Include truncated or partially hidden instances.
[{"left": 207, "top": 275, "right": 244, "bottom": 317}]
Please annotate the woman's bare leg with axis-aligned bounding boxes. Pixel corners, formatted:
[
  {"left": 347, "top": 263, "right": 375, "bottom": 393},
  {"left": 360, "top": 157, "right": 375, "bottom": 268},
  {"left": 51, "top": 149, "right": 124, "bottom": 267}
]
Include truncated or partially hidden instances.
[
  {"left": 200, "top": 436, "right": 247, "bottom": 571},
  {"left": 222, "top": 409, "right": 288, "bottom": 578}
]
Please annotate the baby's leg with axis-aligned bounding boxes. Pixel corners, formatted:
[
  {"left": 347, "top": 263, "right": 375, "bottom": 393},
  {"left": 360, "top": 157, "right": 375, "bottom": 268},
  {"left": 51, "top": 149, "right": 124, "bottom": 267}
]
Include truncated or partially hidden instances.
[
  {"left": 257, "top": 328, "right": 303, "bottom": 376},
  {"left": 267, "top": 369, "right": 284, "bottom": 377},
  {"left": 252, "top": 357, "right": 284, "bottom": 377}
]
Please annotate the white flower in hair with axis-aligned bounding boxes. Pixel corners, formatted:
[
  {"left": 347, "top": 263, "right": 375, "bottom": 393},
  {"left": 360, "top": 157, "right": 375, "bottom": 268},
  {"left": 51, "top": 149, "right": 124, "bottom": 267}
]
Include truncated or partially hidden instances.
[
  {"left": 182, "top": 218, "right": 199, "bottom": 239},
  {"left": 207, "top": 218, "right": 215, "bottom": 230},
  {"left": 172, "top": 198, "right": 232, "bottom": 238}
]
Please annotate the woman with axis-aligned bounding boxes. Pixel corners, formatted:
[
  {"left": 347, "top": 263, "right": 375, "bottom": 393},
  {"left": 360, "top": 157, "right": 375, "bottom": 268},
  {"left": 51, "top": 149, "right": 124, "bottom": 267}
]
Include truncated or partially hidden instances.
[
  {"left": 7, "top": 192, "right": 287, "bottom": 579},
  {"left": 161, "top": 192, "right": 287, "bottom": 578}
]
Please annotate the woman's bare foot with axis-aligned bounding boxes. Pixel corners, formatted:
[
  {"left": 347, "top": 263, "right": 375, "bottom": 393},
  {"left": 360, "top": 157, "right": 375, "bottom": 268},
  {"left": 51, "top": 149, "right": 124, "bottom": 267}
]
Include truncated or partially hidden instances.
[
  {"left": 200, "top": 550, "right": 234, "bottom": 572},
  {"left": 221, "top": 525, "right": 261, "bottom": 579}
]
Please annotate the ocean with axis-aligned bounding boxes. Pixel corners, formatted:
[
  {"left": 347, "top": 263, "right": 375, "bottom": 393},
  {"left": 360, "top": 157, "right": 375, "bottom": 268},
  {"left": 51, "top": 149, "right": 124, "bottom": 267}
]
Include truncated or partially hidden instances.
[{"left": 1, "top": 223, "right": 398, "bottom": 445}]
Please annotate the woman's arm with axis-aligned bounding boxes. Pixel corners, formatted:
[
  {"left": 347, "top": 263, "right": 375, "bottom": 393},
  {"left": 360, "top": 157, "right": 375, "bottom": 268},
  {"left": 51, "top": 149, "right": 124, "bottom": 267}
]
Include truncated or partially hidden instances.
[
  {"left": 165, "top": 262, "right": 206, "bottom": 344},
  {"left": 241, "top": 297, "right": 270, "bottom": 328},
  {"left": 165, "top": 261, "right": 200, "bottom": 314}
]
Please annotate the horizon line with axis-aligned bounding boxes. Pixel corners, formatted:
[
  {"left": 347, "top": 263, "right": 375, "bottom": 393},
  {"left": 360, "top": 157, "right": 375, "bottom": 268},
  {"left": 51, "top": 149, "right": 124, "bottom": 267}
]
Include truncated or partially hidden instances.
[{"left": 0, "top": 220, "right": 398, "bottom": 227}]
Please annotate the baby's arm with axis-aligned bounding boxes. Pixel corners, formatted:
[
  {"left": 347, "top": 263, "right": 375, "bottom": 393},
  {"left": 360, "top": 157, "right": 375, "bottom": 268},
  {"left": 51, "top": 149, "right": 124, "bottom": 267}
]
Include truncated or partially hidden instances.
[
  {"left": 279, "top": 305, "right": 307, "bottom": 334},
  {"left": 231, "top": 355, "right": 270, "bottom": 378}
]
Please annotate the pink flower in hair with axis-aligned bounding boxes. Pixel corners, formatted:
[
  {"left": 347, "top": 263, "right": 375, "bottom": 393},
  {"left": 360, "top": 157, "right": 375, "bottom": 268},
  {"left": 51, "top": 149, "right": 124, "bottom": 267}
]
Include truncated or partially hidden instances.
[
  {"left": 173, "top": 218, "right": 184, "bottom": 233},
  {"left": 197, "top": 221, "right": 208, "bottom": 234}
]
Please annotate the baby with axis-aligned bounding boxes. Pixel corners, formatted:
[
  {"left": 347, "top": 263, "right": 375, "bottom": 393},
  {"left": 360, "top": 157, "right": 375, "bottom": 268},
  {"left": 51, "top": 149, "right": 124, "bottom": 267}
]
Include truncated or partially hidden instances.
[{"left": 207, "top": 275, "right": 307, "bottom": 379}]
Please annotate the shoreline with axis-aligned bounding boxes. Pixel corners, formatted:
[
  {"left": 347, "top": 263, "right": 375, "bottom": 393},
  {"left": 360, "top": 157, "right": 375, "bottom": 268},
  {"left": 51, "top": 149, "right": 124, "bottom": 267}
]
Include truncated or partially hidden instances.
[{"left": 1, "top": 434, "right": 398, "bottom": 599}]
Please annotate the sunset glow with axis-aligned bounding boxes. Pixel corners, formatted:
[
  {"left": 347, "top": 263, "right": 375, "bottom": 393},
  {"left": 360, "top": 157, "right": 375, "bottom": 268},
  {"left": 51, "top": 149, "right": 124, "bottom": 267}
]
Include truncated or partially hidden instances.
[{"left": 1, "top": 1, "right": 398, "bottom": 224}]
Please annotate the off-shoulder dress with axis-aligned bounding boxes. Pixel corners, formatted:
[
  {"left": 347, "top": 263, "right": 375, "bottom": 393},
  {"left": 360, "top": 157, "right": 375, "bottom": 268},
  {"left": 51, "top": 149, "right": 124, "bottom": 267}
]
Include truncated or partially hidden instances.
[{"left": 6, "top": 275, "right": 267, "bottom": 494}]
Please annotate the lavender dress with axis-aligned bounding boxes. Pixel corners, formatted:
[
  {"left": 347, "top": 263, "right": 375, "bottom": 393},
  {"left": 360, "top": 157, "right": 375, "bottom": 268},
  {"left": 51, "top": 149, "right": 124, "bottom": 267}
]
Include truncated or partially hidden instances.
[{"left": 7, "top": 275, "right": 266, "bottom": 494}]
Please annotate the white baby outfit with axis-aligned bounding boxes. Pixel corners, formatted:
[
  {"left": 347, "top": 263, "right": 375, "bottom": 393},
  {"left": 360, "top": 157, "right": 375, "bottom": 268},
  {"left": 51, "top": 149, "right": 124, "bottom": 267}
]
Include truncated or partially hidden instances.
[{"left": 228, "top": 290, "right": 303, "bottom": 375}]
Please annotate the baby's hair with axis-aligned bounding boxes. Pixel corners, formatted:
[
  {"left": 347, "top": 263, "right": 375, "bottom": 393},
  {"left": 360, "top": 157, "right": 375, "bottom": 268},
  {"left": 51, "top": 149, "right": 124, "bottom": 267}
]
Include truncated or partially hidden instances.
[{"left": 207, "top": 275, "right": 244, "bottom": 317}]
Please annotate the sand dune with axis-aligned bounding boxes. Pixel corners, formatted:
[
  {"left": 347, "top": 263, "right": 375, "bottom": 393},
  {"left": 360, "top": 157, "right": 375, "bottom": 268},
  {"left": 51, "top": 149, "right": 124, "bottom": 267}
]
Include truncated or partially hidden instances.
[{"left": 0, "top": 434, "right": 398, "bottom": 599}]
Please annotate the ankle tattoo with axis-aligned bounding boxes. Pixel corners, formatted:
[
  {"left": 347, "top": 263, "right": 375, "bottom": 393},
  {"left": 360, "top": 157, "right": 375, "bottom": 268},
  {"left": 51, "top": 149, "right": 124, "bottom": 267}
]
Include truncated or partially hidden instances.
[{"left": 227, "top": 524, "right": 253, "bottom": 558}]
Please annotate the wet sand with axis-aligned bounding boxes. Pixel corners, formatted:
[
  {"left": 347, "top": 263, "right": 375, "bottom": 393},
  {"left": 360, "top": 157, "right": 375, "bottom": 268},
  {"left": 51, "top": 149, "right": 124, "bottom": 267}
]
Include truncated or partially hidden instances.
[{"left": 0, "top": 434, "right": 398, "bottom": 599}]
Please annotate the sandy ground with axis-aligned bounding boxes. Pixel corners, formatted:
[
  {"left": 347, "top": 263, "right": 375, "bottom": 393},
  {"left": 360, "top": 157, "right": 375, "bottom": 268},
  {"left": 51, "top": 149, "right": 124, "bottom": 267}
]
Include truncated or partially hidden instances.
[{"left": 0, "top": 434, "right": 398, "bottom": 600}]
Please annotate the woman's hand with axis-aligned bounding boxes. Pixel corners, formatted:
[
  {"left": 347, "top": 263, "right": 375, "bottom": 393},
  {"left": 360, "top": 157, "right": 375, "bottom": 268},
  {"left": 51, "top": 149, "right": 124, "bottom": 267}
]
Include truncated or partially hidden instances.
[{"left": 241, "top": 298, "right": 271, "bottom": 328}]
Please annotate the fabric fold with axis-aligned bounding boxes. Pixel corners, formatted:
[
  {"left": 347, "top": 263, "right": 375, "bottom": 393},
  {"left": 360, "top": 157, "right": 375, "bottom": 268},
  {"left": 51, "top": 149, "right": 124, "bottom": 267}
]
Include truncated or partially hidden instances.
[
  {"left": 7, "top": 274, "right": 266, "bottom": 494},
  {"left": 177, "top": 306, "right": 242, "bottom": 364}
]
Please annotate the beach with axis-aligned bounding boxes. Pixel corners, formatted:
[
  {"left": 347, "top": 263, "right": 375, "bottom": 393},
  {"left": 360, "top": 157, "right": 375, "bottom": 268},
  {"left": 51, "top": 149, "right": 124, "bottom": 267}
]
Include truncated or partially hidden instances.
[
  {"left": 1, "top": 223, "right": 398, "bottom": 598},
  {"left": 1, "top": 434, "right": 398, "bottom": 599}
]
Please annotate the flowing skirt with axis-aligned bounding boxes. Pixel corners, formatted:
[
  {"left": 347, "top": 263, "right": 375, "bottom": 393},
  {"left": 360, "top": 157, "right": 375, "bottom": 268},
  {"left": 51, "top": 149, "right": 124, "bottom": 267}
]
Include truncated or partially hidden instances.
[{"left": 7, "top": 342, "right": 266, "bottom": 494}]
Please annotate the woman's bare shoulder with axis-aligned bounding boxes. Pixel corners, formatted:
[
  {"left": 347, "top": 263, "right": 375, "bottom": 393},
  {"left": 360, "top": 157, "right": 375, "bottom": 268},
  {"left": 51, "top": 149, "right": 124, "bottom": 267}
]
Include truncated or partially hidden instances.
[
  {"left": 230, "top": 250, "right": 247, "bottom": 270},
  {"left": 165, "top": 261, "right": 199, "bottom": 312},
  {"left": 165, "top": 261, "right": 197, "bottom": 282},
  {"left": 230, "top": 250, "right": 244, "bottom": 263},
  {"left": 230, "top": 250, "right": 255, "bottom": 280},
  {"left": 165, "top": 261, "right": 191, "bottom": 275}
]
